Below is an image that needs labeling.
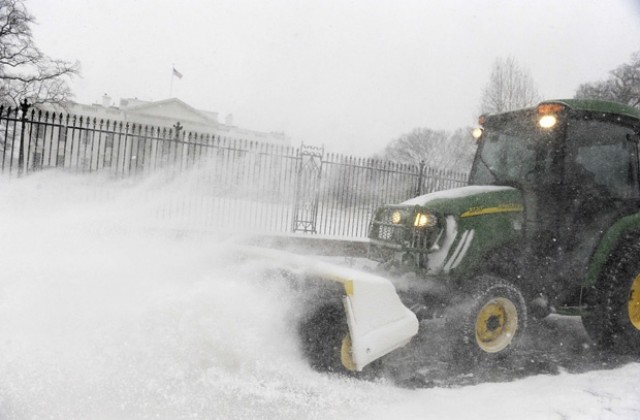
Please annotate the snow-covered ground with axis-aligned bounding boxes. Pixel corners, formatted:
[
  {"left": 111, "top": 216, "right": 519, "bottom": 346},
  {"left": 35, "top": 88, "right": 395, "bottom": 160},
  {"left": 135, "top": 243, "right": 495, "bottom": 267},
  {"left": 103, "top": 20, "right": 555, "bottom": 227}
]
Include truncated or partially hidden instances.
[{"left": 0, "top": 171, "right": 639, "bottom": 420}]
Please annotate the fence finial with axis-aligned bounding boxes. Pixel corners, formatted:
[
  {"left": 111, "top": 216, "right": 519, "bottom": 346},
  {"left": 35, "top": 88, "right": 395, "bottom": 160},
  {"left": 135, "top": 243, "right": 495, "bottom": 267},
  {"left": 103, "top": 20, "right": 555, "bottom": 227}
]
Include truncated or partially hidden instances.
[{"left": 19, "top": 98, "right": 30, "bottom": 116}]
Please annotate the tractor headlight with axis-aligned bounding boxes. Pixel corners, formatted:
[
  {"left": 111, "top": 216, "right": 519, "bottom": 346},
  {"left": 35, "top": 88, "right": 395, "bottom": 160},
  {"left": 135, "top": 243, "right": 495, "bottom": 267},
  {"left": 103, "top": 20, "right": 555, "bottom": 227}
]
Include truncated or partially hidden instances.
[
  {"left": 414, "top": 212, "right": 437, "bottom": 228},
  {"left": 391, "top": 210, "right": 403, "bottom": 224}
]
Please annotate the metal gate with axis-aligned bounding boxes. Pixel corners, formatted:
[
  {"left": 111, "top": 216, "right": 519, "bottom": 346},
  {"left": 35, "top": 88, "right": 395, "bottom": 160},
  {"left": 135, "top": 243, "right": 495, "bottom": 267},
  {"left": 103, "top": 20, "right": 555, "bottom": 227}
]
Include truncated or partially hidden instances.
[{"left": 292, "top": 144, "right": 324, "bottom": 233}]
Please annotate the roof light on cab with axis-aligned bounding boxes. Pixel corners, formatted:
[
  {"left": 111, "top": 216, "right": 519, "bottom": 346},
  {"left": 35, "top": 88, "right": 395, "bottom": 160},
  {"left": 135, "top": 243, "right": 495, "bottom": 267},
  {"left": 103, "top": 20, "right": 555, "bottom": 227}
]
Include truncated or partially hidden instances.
[
  {"left": 472, "top": 115, "right": 486, "bottom": 141},
  {"left": 537, "top": 103, "right": 565, "bottom": 114},
  {"left": 539, "top": 115, "right": 557, "bottom": 128},
  {"left": 537, "top": 102, "right": 565, "bottom": 129}
]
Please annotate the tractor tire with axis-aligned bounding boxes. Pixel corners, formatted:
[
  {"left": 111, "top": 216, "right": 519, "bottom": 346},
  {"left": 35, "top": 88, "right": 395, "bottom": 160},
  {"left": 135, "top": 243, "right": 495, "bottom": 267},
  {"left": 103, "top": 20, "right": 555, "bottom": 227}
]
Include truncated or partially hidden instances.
[
  {"left": 581, "top": 243, "right": 640, "bottom": 354},
  {"left": 447, "top": 275, "right": 527, "bottom": 361},
  {"left": 298, "top": 303, "right": 357, "bottom": 374}
]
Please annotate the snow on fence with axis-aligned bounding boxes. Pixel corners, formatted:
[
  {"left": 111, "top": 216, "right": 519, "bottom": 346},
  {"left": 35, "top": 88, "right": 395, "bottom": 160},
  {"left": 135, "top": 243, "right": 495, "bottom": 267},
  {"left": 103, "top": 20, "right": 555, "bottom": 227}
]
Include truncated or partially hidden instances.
[{"left": 0, "top": 104, "right": 469, "bottom": 237}]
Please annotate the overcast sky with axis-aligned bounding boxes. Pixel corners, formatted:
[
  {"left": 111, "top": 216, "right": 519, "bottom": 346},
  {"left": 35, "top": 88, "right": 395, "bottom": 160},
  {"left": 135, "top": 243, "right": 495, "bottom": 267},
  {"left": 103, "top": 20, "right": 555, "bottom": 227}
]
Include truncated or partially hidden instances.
[{"left": 27, "top": 0, "right": 640, "bottom": 154}]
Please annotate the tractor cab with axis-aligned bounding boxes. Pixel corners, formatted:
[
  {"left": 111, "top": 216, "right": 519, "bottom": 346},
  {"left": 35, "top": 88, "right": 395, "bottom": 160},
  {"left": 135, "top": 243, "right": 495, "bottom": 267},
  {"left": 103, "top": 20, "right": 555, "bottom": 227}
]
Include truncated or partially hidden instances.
[{"left": 471, "top": 100, "right": 640, "bottom": 308}]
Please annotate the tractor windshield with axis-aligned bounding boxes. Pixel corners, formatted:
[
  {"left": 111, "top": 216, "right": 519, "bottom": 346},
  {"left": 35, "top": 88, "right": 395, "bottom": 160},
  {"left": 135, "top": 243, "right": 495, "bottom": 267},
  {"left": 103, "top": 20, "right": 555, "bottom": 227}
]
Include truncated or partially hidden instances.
[{"left": 469, "top": 112, "right": 559, "bottom": 186}]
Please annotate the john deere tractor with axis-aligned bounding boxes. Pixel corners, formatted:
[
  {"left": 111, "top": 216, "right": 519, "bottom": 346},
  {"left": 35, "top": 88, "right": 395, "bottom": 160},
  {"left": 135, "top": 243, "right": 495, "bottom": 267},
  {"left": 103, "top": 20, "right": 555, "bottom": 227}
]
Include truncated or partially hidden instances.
[{"left": 368, "top": 99, "right": 640, "bottom": 359}]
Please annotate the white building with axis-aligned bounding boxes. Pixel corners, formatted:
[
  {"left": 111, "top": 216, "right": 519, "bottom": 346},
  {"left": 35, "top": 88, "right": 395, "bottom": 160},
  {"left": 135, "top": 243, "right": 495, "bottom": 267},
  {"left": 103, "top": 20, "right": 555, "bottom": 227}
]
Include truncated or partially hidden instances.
[{"left": 60, "top": 95, "right": 290, "bottom": 146}]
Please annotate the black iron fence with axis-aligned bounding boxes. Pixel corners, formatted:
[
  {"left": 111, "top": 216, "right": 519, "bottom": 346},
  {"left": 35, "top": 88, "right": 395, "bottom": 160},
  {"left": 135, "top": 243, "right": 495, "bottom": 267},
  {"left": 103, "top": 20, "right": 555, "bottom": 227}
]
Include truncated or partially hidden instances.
[{"left": 0, "top": 103, "right": 469, "bottom": 237}]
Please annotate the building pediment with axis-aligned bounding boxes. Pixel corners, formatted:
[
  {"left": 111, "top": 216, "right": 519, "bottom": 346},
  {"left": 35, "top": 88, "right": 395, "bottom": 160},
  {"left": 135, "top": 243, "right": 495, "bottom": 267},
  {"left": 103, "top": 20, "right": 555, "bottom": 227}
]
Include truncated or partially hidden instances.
[{"left": 124, "top": 98, "right": 217, "bottom": 126}]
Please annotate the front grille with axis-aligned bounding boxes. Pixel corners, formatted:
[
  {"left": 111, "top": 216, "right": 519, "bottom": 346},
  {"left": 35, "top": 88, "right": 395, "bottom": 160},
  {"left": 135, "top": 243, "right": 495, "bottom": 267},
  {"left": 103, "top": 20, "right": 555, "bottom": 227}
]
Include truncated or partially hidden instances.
[
  {"left": 370, "top": 222, "right": 406, "bottom": 242},
  {"left": 377, "top": 224, "right": 395, "bottom": 240},
  {"left": 369, "top": 206, "right": 440, "bottom": 252},
  {"left": 369, "top": 207, "right": 408, "bottom": 243}
]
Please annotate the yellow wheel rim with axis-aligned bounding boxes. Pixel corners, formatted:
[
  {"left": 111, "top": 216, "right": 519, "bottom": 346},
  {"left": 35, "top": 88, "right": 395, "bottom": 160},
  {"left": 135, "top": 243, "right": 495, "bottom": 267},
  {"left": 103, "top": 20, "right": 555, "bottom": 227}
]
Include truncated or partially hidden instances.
[
  {"left": 340, "top": 334, "right": 357, "bottom": 371},
  {"left": 475, "top": 297, "right": 519, "bottom": 353},
  {"left": 628, "top": 274, "right": 640, "bottom": 331}
]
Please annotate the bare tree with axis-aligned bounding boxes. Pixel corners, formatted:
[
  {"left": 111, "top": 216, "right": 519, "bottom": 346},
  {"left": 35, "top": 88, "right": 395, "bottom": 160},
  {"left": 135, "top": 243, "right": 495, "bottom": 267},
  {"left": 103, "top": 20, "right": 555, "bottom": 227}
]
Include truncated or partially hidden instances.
[
  {"left": 381, "top": 128, "right": 447, "bottom": 166},
  {"left": 575, "top": 51, "right": 640, "bottom": 108},
  {"left": 379, "top": 127, "right": 475, "bottom": 170},
  {"left": 0, "top": 0, "right": 79, "bottom": 108},
  {"left": 480, "top": 56, "right": 540, "bottom": 114}
]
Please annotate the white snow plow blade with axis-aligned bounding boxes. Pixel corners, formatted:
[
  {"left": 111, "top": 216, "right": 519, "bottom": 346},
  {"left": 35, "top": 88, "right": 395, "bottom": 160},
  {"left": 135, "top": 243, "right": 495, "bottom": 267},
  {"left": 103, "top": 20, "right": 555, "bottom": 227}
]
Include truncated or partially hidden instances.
[{"left": 240, "top": 246, "right": 419, "bottom": 371}]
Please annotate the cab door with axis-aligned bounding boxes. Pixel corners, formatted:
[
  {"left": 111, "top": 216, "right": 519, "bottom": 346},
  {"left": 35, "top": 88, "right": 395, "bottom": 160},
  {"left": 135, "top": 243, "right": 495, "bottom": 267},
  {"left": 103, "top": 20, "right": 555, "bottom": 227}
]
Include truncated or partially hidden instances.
[{"left": 555, "top": 116, "right": 640, "bottom": 302}]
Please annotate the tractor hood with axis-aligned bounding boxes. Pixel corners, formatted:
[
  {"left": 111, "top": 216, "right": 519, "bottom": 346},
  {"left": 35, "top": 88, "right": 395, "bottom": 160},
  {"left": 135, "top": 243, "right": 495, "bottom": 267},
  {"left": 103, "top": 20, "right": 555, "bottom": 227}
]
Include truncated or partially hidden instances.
[
  {"left": 369, "top": 185, "right": 525, "bottom": 277},
  {"left": 402, "top": 185, "right": 523, "bottom": 218}
]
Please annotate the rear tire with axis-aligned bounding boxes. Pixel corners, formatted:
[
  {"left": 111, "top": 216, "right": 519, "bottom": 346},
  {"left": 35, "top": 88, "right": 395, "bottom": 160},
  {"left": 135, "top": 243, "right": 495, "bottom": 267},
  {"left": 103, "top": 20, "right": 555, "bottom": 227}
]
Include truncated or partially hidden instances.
[
  {"left": 582, "top": 244, "right": 640, "bottom": 353},
  {"left": 447, "top": 276, "right": 527, "bottom": 361}
]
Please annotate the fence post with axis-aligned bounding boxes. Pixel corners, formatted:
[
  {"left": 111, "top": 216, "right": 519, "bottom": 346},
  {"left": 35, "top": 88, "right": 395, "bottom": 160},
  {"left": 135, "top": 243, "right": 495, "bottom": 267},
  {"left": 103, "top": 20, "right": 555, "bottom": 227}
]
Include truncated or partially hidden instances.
[
  {"left": 17, "top": 99, "right": 31, "bottom": 176},
  {"left": 415, "top": 160, "right": 425, "bottom": 196}
]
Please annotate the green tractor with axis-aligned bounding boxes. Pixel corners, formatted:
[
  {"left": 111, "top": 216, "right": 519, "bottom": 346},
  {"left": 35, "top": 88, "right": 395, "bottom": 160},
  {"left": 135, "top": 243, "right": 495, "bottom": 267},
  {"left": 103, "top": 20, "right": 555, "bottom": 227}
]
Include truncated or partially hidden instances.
[{"left": 368, "top": 99, "right": 640, "bottom": 360}]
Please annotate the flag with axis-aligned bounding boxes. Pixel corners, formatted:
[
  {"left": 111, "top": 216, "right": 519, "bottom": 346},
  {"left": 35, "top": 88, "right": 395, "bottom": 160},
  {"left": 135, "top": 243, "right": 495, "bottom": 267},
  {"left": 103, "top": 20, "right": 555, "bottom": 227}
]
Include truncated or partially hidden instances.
[{"left": 172, "top": 67, "right": 183, "bottom": 79}]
